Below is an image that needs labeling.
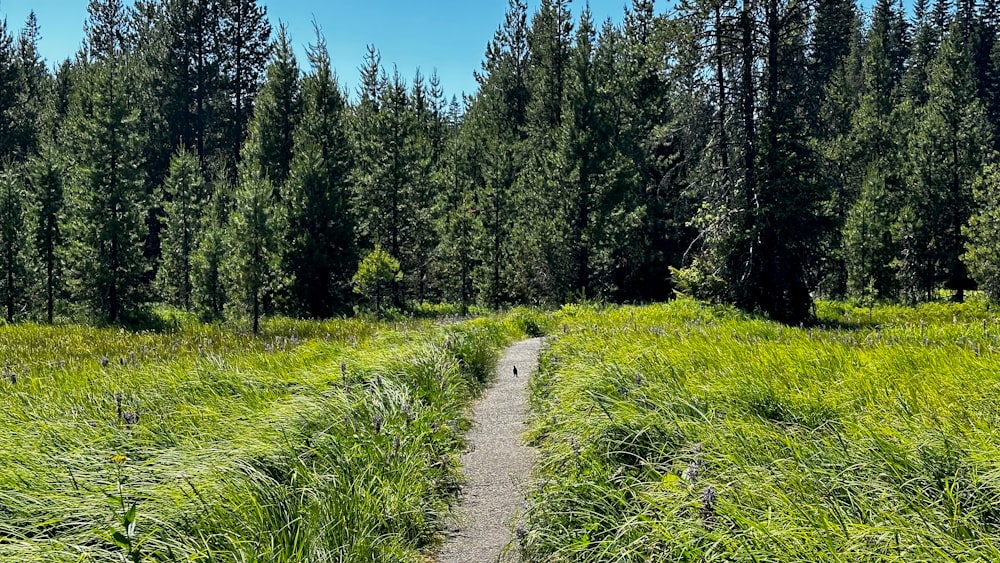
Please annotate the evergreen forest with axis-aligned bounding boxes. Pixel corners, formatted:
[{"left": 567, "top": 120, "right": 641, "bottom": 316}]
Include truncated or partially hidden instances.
[{"left": 4, "top": 0, "right": 1000, "bottom": 328}]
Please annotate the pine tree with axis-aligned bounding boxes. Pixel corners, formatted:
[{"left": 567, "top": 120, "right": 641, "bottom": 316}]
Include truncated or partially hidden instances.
[
  {"left": 191, "top": 171, "right": 228, "bottom": 319},
  {"left": 679, "top": 0, "right": 822, "bottom": 322},
  {"left": 137, "top": 0, "right": 223, "bottom": 180},
  {"left": 65, "top": 0, "right": 149, "bottom": 323},
  {"left": 843, "top": 164, "right": 900, "bottom": 299},
  {"left": 811, "top": 0, "right": 858, "bottom": 87},
  {"left": 559, "top": 5, "right": 609, "bottom": 296},
  {"left": 477, "top": 0, "right": 530, "bottom": 134},
  {"left": 0, "top": 18, "right": 20, "bottom": 161},
  {"left": 622, "top": 0, "right": 687, "bottom": 302},
  {"left": 405, "top": 70, "right": 442, "bottom": 301},
  {"left": 902, "top": 23, "right": 990, "bottom": 301},
  {"left": 432, "top": 99, "right": 481, "bottom": 311},
  {"left": 27, "top": 145, "right": 64, "bottom": 323},
  {"left": 749, "top": 0, "right": 823, "bottom": 322},
  {"left": 157, "top": 147, "right": 205, "bottom": 309},
  {"left": 527, "top": 0, "right": 573, "bottom": 133},
  {"left": 50, "top": 59, "right": 78, "bottom": 142},
  {"left": 352, "top": 52, "right": 426, "bottom": 306},
  {"left": 906, "top": 0, "right": 937, "bottom": 105},
  {"left": 224, "top": 161, "right": 276, "bottom": 333},
  {"left": 350, "top": 46, "right": 386, "bottom": 272},
  {"left": 0, "top": 166, "right": 28, "bottom": 322},
  {"left": 976, "top": 0, "right": 1000, "bottom": 151},
  {"left": 812, "top": 21, "right": 863, "bottom": 296},
  {"left": 841, "top": 27, "right": 906, "bottom": 300},
  {"left": 476, "top": 132, "right": 521, "bottom": 307},
  {"left": 466, "top": 0, "right": 530, "bottom": 307},
  {"left": 505, "top": 0, "right": 576, "bottom": 302},
  {"left": 246, "top": 23, "right": 300, "bottom": 189},
  {"left": 964, "top": 163, "right": 1000, "bottom": 300},
  {"left": 436, "top": 183, "right": 480, "bottom": 312},
  {"left": 874, "top": 0, "right": 911, "bottom": 88},
  {"left": 15, "top": 11, "right": 47, "bottom": 161},
  {"left": 217, "top": 0, "right": 271, "bottom": 170},
  {"left": 282, "top": 32, "right": 355, "bottom": 317}
]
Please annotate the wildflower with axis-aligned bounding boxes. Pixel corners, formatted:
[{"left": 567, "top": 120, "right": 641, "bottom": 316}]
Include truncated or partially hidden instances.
[
  {"left": 515, "top": 522, "right": 527, "bottom": 543},
  {"left": 400, "top": 401, "right": 410, "bottom": 422},
  {"left": 110, "top": 454, "right": 128, "bottom": 465},
  {"left": 683, "top": 459, "right": 701, "bottom": 483},
  {"left": 100, "top": 355, "right": 109, "bottom": 367},
  {"left": 115, "top": 392, "right": 140, "bottom": 426},
  {"left": 701, "top": 485, "right": 717, "bottom": 527},
  {"left": 373, "top": 414, "right": 383, "bottom": 435}
]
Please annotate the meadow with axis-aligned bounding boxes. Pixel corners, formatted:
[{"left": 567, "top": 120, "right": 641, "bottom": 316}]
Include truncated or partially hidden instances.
[
  {"left": 0, "top": 310, "right": 537, "bottom": 562},
  {"left": 523, "top": 299, "right": 1000, "bottom": 562}
]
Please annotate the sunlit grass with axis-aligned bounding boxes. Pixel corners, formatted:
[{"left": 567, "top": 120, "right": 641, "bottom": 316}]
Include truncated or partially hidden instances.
[
  {"left": 524, "top": 298, "right": 1000, "bottom": 562},
  {"left": 0, "top": 311, "right": 538, "bottom": 561}
]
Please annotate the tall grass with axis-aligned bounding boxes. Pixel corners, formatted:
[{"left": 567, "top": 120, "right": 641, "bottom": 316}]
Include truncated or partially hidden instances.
[
  {"left": 0, "top": 312, "right": 531, "bottom": 561},
  {"left": 523, "top": 298, "right": 1000, "bottom": 562}
]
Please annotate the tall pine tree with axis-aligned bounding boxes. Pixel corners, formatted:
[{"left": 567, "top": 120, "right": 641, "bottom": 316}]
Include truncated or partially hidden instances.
[
  {"left": 0, "top": 166, "right": 28, "bottom": 322},
  {"left": 282, "top": 32, "right": 355, "bottom": 317},
  {"left": 156, "top": 147, "right": 205, "bottom": 310},
  {"left": 225, "top": 161, "right": 277, "bottom": 333},
  {"left": 66, "top": 0, "right": 149, "bottom": 323},
  {"left": 902, "top": 23, "right": 990, "bottom": 301},
  {"left": 246, "top": 23, "right": 300, "bottom": 189},
  {"left": 28, "top": 145, "right": 65, "bottom": 323},
  {"left": 217, "top": 0, "right": 271, "bottom": 170}
]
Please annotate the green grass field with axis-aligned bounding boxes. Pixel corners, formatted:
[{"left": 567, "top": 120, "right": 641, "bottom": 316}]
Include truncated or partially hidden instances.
[
  {"left": 9, "top": 299, "right": 1000, "bottom": 562},
  {"left": 0, "top": 310, "right": 538, "bottom": 562},
  {"left": 523, "top": 299, "right": 1000, "bottom": 562}
]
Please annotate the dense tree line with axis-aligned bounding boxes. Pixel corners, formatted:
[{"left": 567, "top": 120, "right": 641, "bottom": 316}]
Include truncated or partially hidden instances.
[{"left": 5, "top": 0, "right": 1000, "bottom": 328}]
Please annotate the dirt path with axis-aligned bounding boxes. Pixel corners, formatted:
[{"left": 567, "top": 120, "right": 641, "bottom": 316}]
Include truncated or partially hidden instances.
[{"left": 436, "top": 337, "right": 543, "bottom": 563}]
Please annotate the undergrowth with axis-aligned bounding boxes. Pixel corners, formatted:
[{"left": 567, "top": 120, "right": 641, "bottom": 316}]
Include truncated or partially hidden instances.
[{"left": 523, "top": 298, "right": 1000, "bottom": 562}]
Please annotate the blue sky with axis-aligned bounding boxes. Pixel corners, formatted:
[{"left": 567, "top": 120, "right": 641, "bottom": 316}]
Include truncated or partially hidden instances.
[{"left": 2, "top": 0, "right": 636, "bottom": 98}]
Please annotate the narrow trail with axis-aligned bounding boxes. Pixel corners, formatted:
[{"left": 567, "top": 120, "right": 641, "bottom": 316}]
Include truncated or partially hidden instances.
[{"left": 436, "top": 337, "right": 543, "bottom": 563}]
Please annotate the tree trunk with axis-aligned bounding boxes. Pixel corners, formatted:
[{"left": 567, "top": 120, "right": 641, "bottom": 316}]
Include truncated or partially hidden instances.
[
  {"left": 46, "top": 253, "right": 53, "bottom": 324},
  {"left": 740, "top": 4, "right": 757, "bottom": 220},
  {"left": 715, "top": 2, "right": 730, "bottom": 173},
  {"left": 252, "top": 289, "right": 259, "bottom": 334},
  {"left": 5, "top": 253, "right": 13, "bottom": 323}
]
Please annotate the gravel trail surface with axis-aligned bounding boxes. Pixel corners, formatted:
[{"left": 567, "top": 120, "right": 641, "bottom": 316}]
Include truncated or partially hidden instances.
[{"left": 436, "top": 337, "right": 543, "bottom": 563}]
